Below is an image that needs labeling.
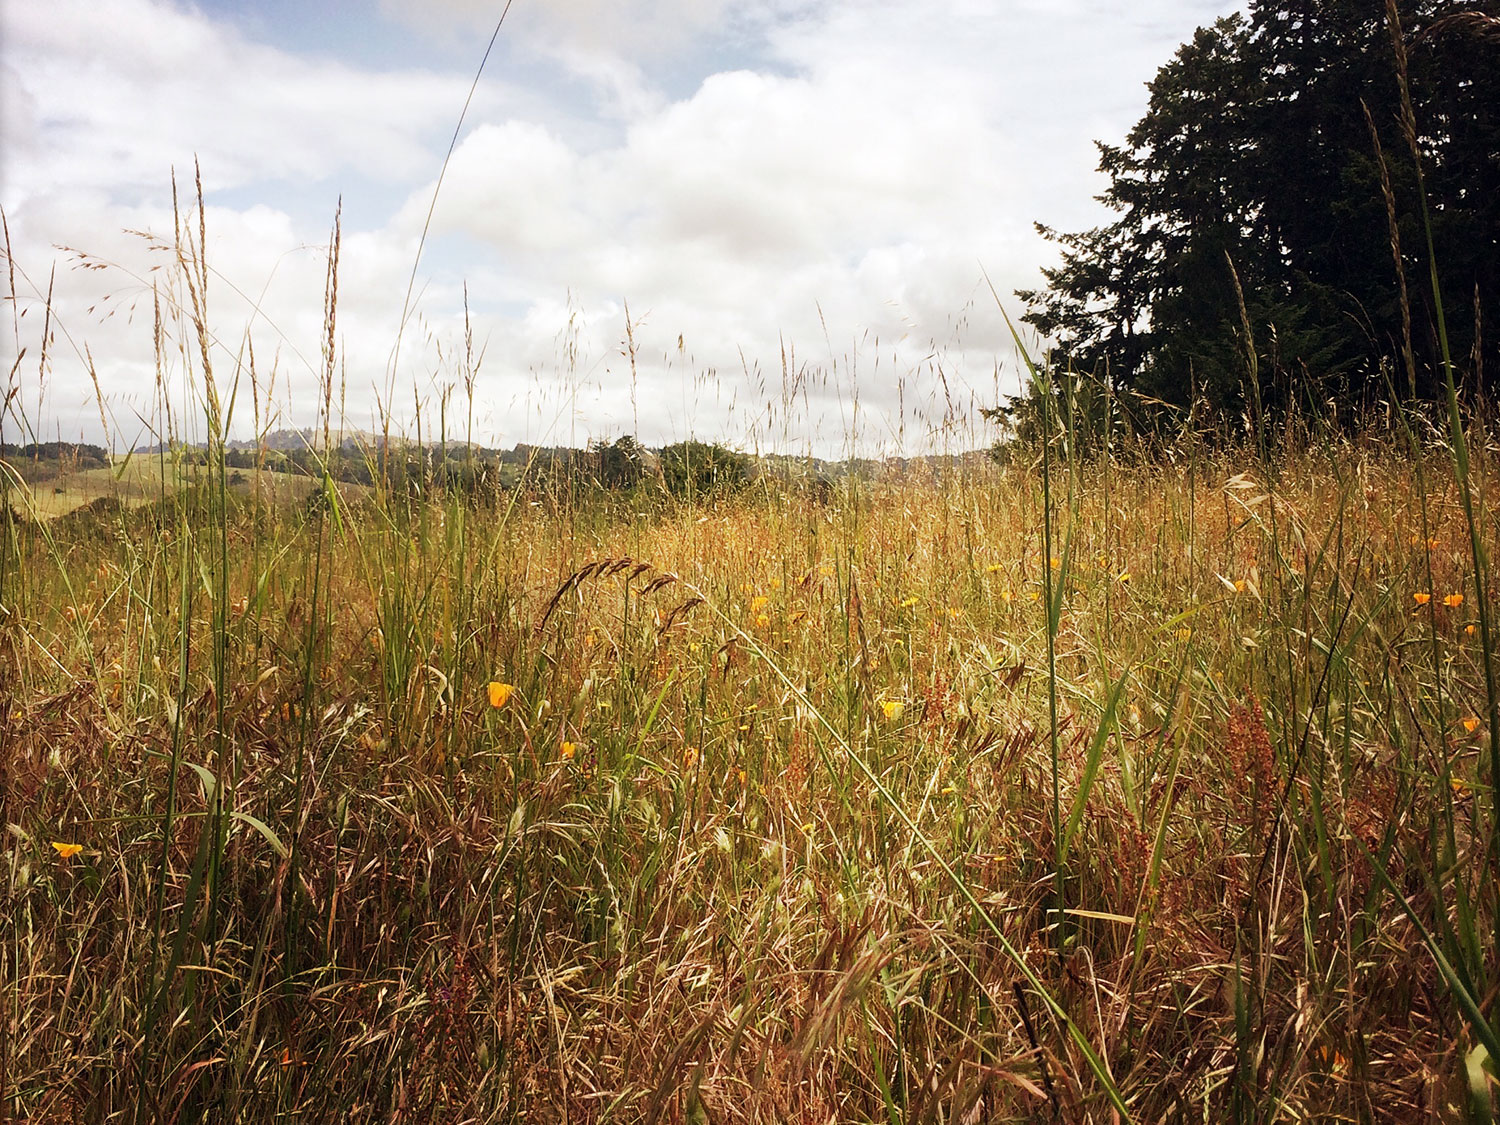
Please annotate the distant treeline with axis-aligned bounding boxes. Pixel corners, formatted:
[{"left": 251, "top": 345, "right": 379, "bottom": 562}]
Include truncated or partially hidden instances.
[
  {"left": 175, "top": 436, "right": 805, "bottom": 502},
  {"left": 1000, "top": 0, "right": 1500, "bottom": 450},
  {"left": 1, "top": 442, "right": 112, "bottom": 484},
  {"left": 1, "top": 442, "right": 111, "bottom": 467}
]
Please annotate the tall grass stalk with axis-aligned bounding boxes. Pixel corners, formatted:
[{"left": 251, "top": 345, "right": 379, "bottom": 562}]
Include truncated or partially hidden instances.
[{"left": 1370, "top": 6, "right": 1500, "bottom": 1103}]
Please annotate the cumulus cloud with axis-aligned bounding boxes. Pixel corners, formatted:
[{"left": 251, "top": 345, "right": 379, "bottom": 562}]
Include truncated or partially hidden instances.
[
  {"left": 3, "top": 0, "right": 1243, "bottom": 456},
  {"left": 3, "top": 190, "right": 404, "bottom": 448},
  {"left": 381, "top": 7, "right": 1045, "bottom": 450},
  {"left": 2, "top": 0, "right": 514, "bottom": 448},
  {"left": 1, "top": 0, "right": 524, "bottom": 209}
]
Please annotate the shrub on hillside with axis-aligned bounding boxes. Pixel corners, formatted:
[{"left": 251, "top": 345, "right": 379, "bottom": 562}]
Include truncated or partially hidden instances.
[
  {"left": 594, "top": 435, "right": 658, "bottom": 490},
  {"left": 657, "top": 440, "right": 752, "bottom": 500}
]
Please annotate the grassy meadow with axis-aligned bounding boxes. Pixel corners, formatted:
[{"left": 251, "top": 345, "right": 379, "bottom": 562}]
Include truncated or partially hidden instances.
[
  {"left": 3, "top": 170, "right": 1499, "bottom": 1122},
  {"left": 5, "top": 452, "right": 369, "bottom": 522},
  {"left": 3, "top": 417, "right": 1499, "bottom": 1121},
  {"left": 9, "top": 1, "right": 1500, "bottom": 1117}
]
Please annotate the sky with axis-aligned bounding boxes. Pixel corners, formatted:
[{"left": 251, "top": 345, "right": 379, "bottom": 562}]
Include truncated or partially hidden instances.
[{"left": 1, "top": 0, "right": 1244, "bottom": 458}]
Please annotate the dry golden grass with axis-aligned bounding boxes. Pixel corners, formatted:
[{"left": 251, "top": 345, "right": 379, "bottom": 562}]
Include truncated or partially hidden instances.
[
  {"left": 9, "top": 456, "right": 366, "bottom": 521},
  {"left": 2, "top": 439, "right": 1495, "bottom": 1121}
]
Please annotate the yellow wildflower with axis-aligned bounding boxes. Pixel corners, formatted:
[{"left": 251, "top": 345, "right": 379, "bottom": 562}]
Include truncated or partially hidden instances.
[
  {"left": 487, "top": 681, "right": 515, "bottom": 708},
  {"left": 52, "top": 842, "right": 83, "bottom": 859},
  {"left": 1466, "top": 624, "right": 1477, "bottom": 637},
  {"left": 1462, "top": 716, "right": 1480, "bottom": 734},
  {"left": 1317, "top": 1046, "right": 1349, "bottom": 1075},
  {"left": 755, "top": 613, "right": 770, "bottom": 629},
  {"left": 750, "top": 595, "right": 770, "bottom": 611},
  {"left": 1413, "top": 592, "right": 1431, "bottom": 606},
  {"left": 1116, "top": 571, "right": 1131, "bottom": 584},
  {"left": 560, "top": 741, "right": 577, "bottom": 761},
  {"left": 900, "top": 596, "right": 919, "bottom": 609},
  {"left": 1443, "top": 593, "right": 1464, "bottom": 609},
  {"left": 879, "top": 699, "right": 906, "bottom": 722},
  {"left": 682, "top": 746, "right": 699, "bottom": 770}
]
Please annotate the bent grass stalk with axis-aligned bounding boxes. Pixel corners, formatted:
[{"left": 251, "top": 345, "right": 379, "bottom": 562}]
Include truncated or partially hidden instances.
[{"left": 687, "top": 580, "right": 1133, "bottom": 1119}]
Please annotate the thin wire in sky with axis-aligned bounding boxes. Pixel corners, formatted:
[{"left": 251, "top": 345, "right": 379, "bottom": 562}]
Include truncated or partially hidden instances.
[{"left": 388, "top": 0, "right": 517, "bottom": 392}]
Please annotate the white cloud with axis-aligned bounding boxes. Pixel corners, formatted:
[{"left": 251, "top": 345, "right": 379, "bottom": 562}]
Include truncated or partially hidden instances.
[
  {"left": 3, "top": 0, "right": 1244, "bottom": 457},
  {"left": 2, "top": 0, "right": 523, "bottom": 448},
  {"left": 380, "top": 12, "right": 1044, "bottom": 451},
  {"left": 1, "top": 0, "right": 522, "bottom": 210},
  {"left": 407, "top": 121, "right": 588, "bottom": 253},
  {"left": 2, "top": 191, "right": 397, "bottom": 447}
]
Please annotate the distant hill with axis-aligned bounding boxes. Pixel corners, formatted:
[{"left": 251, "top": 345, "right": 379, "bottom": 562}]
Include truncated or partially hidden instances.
[
  {"left": 125, "top": 431, "right": 989, "bottom": 489},
  {"left": 1, "top": 441, "right": 111, "bottom": 484},
  {"left": 137, "top": 428, "right": 379, "bottom": 455}
]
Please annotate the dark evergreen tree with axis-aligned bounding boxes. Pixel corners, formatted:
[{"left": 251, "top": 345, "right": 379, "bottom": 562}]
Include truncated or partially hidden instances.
[{"left": 1014, "top": 1, "right": 1500, "bottom": 434}]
